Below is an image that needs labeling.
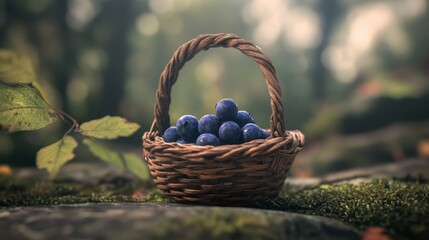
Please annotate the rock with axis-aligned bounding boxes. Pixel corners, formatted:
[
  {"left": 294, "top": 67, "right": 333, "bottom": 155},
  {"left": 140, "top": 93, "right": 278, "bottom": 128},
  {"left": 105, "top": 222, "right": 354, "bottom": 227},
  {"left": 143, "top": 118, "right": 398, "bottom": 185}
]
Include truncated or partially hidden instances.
[
  {"left": 322, "top": 159, "right": 429, "bottom": 183},
  {"left": 284, "top": 177, "right": 322, "bottom": 189},
  {"left": 0, "top": 203, "right": 361, "bottom": 240},
  {"left": 13, "top": 162, "right": 142, "bottom": 186},
  {"left": 5, "top": 162, "right": 428, "bottom": 240},
  {"left": 286, "top": 159, "right": 429, "bottom": 189},
  {"left": 298, "top": 119, "right": 429, "bottom": 176}
]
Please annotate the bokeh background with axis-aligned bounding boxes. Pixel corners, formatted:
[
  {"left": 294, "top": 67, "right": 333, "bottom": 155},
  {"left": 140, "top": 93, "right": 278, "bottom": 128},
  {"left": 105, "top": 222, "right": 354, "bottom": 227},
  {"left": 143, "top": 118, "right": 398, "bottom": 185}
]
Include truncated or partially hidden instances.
[{"left": 1, "top": 0, "right": 428, "bottom": 177}]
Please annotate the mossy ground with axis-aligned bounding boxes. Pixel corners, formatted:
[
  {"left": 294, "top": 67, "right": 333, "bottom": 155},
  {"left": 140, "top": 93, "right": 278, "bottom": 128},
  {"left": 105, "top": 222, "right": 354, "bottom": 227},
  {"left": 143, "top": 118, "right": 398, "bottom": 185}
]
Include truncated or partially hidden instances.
[
  {"left": 149, "top": 210, "right": 279, "bottom": 240},
  {"left": 268, "top": 177, "right": 429, "bottom": 240},
  {"left": 0, "top": 175, "right": 162, "bottom": 206},
  {"left": 1, "top": 175, "right": 428, "bottom": 239}
]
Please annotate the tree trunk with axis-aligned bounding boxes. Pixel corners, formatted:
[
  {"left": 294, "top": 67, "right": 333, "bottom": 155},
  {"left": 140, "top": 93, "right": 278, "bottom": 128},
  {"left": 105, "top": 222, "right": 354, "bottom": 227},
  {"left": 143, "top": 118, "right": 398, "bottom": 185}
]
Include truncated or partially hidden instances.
[
  {"left": 311, "top": 0, "right": 338, "bottom": 102},
  {"left": 99, "top": 0, "right": 134, "bottom": 117}
]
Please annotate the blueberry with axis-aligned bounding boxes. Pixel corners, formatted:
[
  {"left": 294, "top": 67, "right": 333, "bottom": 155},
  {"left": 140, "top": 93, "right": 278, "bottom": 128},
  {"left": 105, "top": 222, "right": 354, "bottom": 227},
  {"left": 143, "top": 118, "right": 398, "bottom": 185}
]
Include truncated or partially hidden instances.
[
  {"left": 219, "top": 121, "right": 241, "bottom": 144},
  {"left": 216, "top": 98, "right": 238, "bottom": 121},
  {"left": 196, "top": 133, "right": 220, "bottom": 146},
  {"left": 260, "top": 129, "right": 270, "bottom": 139},
  {"left": 235, "top": 110, "right": 255, "bottom": 127},
  {"left": 162, "top": 126, "right": 180, "bottom": 142},
  {"left": 242, "top": 123, "right": 262, "bottom": 142},
  {"left": 176, "top": 115, "right": 199, "bottom": 141},
  {"left": 177, "top": 138, "right": 194, "bottom": 144},
  {"left": 198, "top": 114, "right": 220, "bottom": 136}
]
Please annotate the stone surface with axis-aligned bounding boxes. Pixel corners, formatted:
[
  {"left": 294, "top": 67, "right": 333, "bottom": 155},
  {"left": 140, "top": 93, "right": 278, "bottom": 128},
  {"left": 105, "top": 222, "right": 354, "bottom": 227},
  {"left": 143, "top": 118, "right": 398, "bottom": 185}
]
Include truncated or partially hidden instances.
[
  {"left": 0, "top": 203, "right": 361, "bottom": 240},
  {"left": 13, "top": 162, "right": 139, "bottom": 186},
  {"left": 284, "top": 159, "right": 429, "bottom": 190},
  {"left": 322, "top": 158, "right": 429, "bottom": 182},
  {"left": 4, "top": 160, "right": 429, "bottom": 240}
]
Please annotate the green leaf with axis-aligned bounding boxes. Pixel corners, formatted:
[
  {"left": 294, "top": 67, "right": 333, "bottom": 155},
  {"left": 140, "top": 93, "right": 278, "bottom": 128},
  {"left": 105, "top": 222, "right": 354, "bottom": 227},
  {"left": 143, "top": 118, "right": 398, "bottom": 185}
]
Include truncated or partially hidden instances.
[
  {"left": 0, "top": 82, "right": 57, "bottom": 132},
  {"left": 0, "top": 50, "right": 36, "bottom": 85},
  {"left": 123, "top": 153, "right": 150, "bottom": 181},
  {"left": 84, "top": 138, "right": 150, "bottom": 180},
  {"left": 80, "top": 116, "right": 140, "bottom": 139},
  {"left": 0, "top": 50, "right": 47, "bottom": 100},
  {"left": 36, "top": 136, "right": 78, "bottom": 179},
  {"left": 83, "top": 138, "right": 125, "bottom": 170}
]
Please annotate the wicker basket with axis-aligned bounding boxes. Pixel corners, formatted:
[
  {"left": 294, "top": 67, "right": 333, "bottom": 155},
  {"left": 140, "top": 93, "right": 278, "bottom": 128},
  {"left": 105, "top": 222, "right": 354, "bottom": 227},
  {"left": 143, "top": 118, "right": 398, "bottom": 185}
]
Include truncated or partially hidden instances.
[{"left": 142, "top": 33, "right": 304, "bottom": 206}]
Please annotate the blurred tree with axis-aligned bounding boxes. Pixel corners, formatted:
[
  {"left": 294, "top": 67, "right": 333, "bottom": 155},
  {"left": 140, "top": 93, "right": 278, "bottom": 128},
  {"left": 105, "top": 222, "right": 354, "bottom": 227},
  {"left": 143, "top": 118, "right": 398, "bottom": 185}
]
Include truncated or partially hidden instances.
[
  {"left": 54, "top": 0, "right": 76, "bottom": 113},
  {"left": 99, "top": 0, "right": 137, "bottom": 117},
  {"left": 311, "top": 0, "right": 338, "bottom": 103}
]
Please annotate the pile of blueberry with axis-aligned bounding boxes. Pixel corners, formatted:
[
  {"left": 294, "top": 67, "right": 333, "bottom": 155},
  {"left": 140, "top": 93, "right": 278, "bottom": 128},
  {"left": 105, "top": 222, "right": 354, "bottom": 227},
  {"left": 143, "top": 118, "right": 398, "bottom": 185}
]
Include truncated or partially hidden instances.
[{"left": 162, "top": 98, "right": 270, "bottom": 146}]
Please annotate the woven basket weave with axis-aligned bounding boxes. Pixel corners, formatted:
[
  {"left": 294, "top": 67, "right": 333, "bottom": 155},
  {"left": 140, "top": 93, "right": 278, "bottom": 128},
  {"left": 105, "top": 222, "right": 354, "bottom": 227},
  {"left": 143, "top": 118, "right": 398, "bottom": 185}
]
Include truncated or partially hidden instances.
[{"left": 142, "top": 33, "right": 304, "bottom": 206}]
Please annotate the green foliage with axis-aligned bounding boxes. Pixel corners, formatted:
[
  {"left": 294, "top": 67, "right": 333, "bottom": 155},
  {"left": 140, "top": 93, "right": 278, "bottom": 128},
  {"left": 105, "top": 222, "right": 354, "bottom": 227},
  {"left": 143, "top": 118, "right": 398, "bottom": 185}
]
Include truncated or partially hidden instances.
[
  {"left": 303, "top": 103, "right": 345, "bottom": 139},
  {"left": 0, "top": 50, "right": 145, "bottom": 180},
  {"left": 122, "top": 153, "right": 150, "bottom": 181},
  {"left": 0, "top": 50, "right": 36, "bottom": 85},
  {"left": 83, "top": 139, "right": 149, "bottom": 181},
  {"left": 0, "top": 50, "right": 55, "bottom": 133},
  {"left": 80, "top": 116, "right": 140, "bottom": 139},
  {"left": 83, "top": 138, "right": 125, "bottom": 170},
  {"left": 366, "top": 74, "right": 424, "bottom": 99},
  {"left": 0, "top": 50, "right": 47, "bottom": 100},
  {"left": 0, "top": 82, "right": 57, "bottom": 132},
  {"left": 36, "top": 136, "right": 78, "bottom": 179}
]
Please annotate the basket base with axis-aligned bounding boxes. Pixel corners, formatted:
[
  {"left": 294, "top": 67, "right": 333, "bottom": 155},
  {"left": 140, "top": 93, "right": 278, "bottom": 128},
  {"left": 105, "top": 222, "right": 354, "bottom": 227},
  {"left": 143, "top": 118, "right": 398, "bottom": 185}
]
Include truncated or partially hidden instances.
[
  {"left": 165, "top": 187, "right": 283, "bottom": 206},
  {"left": 149, "top": 164, "right": 290, "bottom": 206}
]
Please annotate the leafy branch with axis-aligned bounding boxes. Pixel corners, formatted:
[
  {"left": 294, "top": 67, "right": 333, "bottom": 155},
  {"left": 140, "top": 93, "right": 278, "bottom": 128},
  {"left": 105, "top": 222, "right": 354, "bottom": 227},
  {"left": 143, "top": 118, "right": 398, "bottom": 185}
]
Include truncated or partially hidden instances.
[{"left": 0, "top": 50, "right": 149, "bottom": 180}]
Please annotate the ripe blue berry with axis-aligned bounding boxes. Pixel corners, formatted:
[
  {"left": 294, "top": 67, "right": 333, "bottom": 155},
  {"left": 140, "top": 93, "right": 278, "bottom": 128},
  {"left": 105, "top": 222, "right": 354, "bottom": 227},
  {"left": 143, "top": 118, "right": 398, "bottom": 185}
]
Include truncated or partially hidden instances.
[
  {"left": 236, "top": 110, "right": 255, "bottom": 127},
  {"left": 177, "top": 138, "right": 194, "bottom": 144},
  {"left": 242, "top": 123, "right": 262, "bottom": 142},
  {"left": 219, "top": 121, "right": 241, "bottom": 144},
  {"left": 216, "top": 98, "right": 238, "bottom": 121},
  {"left": 196, "top": 133, "right": 220, "bottom": 146},
  {"left": 162, "top": 126, "right": 180, "bottom": 142},
  {"left": 198, "top": 114, "right": 220, "bottom": 136},
  {"left": 260, "top": 129, "right": 270, "bottom": 139},
  {"left": 176, "top": 115, "right": 199, "bottom": 141}
]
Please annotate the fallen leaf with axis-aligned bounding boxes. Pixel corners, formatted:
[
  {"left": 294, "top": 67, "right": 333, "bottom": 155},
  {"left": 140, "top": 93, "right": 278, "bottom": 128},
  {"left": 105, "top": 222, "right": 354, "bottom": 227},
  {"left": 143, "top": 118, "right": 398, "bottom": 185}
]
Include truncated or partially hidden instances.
[
  {"left": 0, "top": 164, "right": 12, "bottom": 175},
  {"left": 362, "top": 227, "right": 393, "bottom": 240},
  {"left": 132, "top": 188, "right": 151, "bottom": 199},
  {"left": 418, "top": 140, "right": 429, "bottom": 158}
]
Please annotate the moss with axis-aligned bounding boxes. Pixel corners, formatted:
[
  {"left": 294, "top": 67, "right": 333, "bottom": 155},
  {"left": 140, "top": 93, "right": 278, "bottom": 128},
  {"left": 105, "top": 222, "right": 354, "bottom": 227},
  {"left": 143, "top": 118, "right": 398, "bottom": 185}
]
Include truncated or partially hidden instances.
[
  {"left": 0, "top": 175, "right": 153, "bottom": 207},
  {"left": 265, "top": 178, "right": 429, "bottom": 240},
  {"left": 140, "top": 189, "right": 171, "bottom": 204},
  {"left": 150, "top": 210, "right": 277, "bottom": 240},
  {"left": 1, "top": 175, "right": 428, "bottom": 239}
]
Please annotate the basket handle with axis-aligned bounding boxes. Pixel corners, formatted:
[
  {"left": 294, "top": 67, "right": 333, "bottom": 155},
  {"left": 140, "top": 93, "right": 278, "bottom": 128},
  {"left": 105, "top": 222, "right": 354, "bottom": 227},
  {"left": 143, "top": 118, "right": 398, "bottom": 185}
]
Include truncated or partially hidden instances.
[{"left": 150, "top": 33, "right": 286, "bottom": 138}]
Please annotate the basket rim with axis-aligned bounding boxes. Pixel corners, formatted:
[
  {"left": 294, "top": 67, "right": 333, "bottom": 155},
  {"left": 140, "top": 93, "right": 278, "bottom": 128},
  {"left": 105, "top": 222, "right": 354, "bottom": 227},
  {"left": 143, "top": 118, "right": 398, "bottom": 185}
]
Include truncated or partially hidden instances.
[{"left": 143, "top": 129, "right": 304, "bottom": 163}]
